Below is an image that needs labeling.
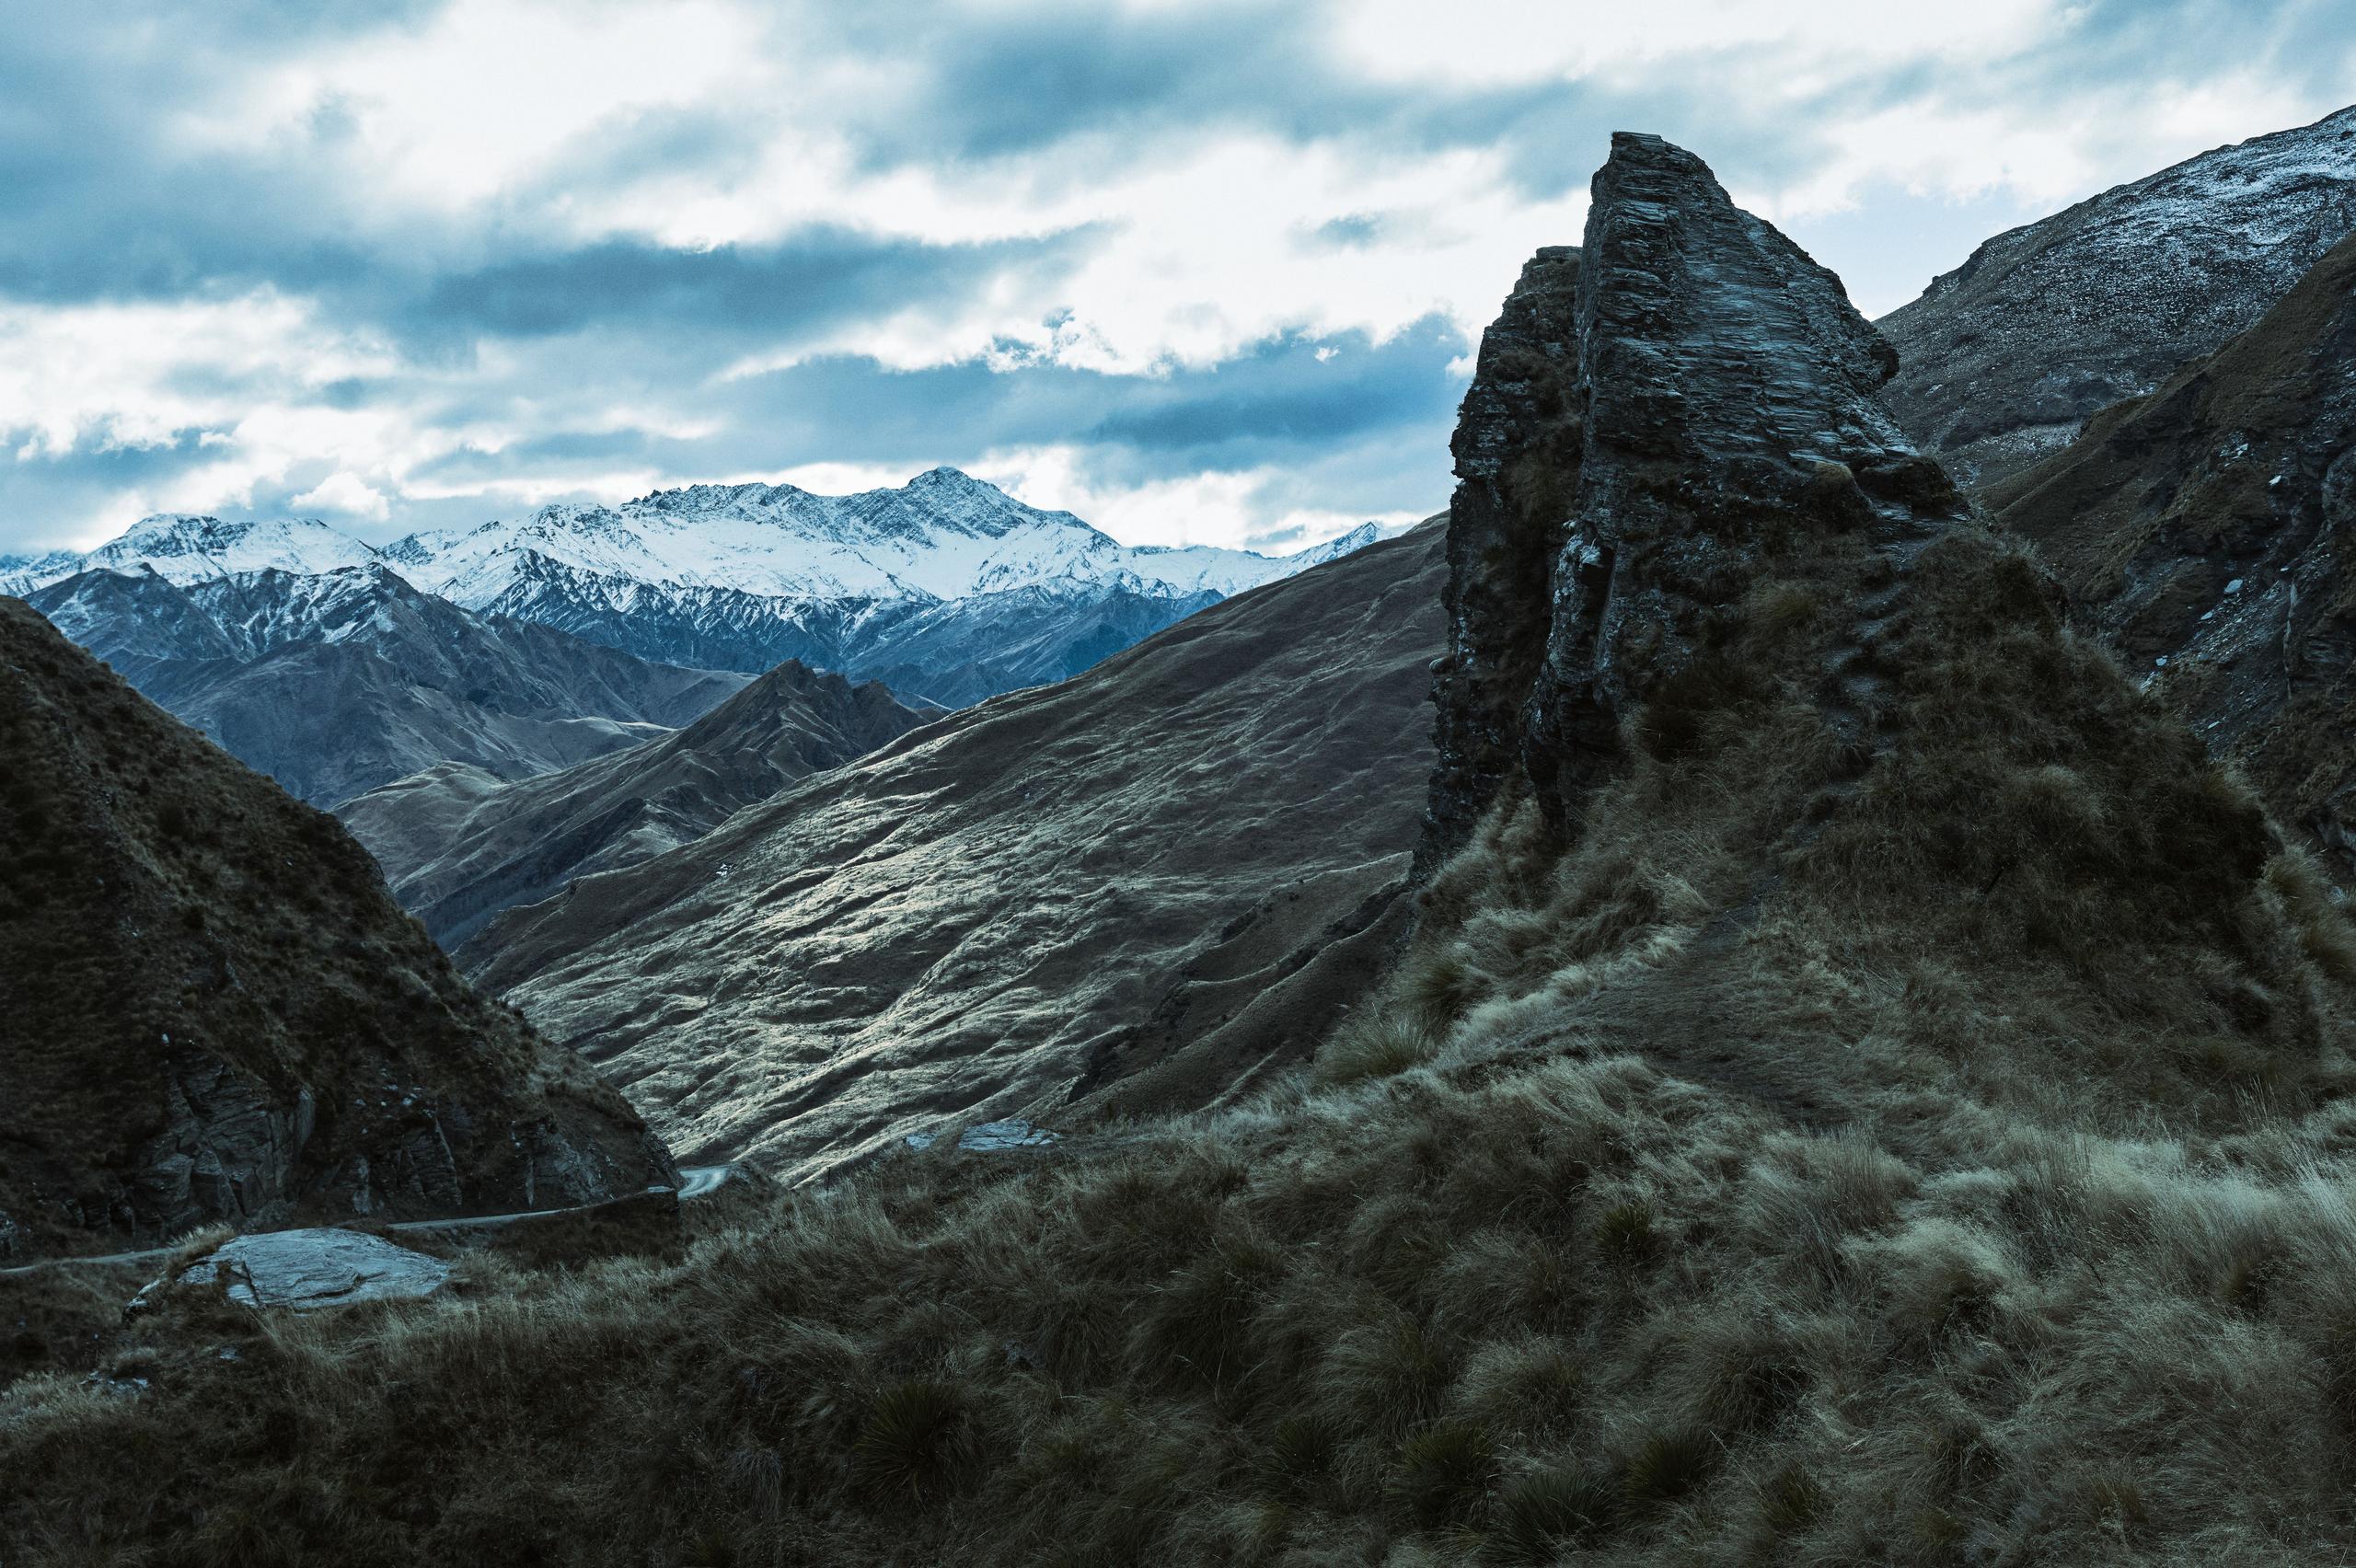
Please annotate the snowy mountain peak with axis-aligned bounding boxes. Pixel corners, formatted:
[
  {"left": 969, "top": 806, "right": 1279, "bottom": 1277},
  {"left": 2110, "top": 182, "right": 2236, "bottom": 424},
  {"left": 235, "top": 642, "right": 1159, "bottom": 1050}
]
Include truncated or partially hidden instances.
[{"left": 81, "top": 514, "right": 387, "bottom": 586}]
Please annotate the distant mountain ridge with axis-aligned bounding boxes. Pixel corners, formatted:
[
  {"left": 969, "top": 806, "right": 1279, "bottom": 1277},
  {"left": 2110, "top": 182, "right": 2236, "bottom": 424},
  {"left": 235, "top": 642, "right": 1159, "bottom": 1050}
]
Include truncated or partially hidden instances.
[
  {"left": 25, "top": 564, "right": 746, "bottom": 807},
  {"left": 341, "top": 660, "right": 928, "bottom": 949},
  {"left": 1879, "top": 102, "right": 2356, "bottom": 488},
  {"left": 5, "top": 469, "right": 1389, "bottom": 708}
]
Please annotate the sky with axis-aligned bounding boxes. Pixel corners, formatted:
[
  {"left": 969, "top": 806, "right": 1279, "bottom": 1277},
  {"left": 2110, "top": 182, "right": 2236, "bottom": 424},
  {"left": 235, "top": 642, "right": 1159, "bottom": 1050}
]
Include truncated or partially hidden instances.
[{"left": 0, "top": 1, "right": 2350, "bottom": 558}]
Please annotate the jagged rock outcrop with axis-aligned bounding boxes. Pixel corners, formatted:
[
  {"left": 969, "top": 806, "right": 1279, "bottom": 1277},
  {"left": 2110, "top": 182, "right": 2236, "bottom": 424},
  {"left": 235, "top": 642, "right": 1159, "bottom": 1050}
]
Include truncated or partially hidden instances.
[
  {"left": 1418, "top": 246, "right": 1582, "bottom": 874},
  {"left": 1879, "top": 104, "right": 2356, "bottom": 489},
  {"left": 0, "top": 598, "right": 676, "bottom": 1259},
  {"left": 1989, "top": 233, "right": 2356, "bottom": 880},
  {"left": 1421, "top": 133, "right": 1964, "bottom": 866},
  {"left": 341, "top": 660, "right": 928, "bottom": 947},
  {"left": 467, "top": 526, "right": 1446, "bottom": 1180}
]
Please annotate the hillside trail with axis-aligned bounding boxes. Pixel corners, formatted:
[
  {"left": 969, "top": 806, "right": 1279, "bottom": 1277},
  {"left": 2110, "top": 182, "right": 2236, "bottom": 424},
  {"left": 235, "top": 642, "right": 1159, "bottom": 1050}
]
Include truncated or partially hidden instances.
[{"left": 0, "top": 1165, "right": 743, "bottom": 1280}]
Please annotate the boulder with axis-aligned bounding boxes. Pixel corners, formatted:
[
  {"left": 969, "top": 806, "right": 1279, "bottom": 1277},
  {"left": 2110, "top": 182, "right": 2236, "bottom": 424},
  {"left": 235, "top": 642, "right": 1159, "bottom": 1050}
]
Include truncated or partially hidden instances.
[{"left": 133, "top": 1229, "right": 451, "bottom": 1313}]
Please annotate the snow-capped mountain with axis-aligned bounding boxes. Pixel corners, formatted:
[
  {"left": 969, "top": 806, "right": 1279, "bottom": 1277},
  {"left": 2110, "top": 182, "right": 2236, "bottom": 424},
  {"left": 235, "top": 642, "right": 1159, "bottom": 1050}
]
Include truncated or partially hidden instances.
[
  {"left": 87, "top": 514, "right": 387, "bottom": 583},
  {"left": 15, "top": 468, "right": 1385, "bottom": 706},
  {"left": 1881, "top": 101, "right": 2356, "bottom": 487},
  {"left": 386, "top": 467, "right": 1325, "bottom": 607}
]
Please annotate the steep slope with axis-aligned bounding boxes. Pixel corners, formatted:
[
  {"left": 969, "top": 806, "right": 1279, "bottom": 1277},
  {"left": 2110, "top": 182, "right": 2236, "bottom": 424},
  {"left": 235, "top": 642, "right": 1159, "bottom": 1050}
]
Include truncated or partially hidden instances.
[
  {"left": 0, "top": 597, "right": 674, "bottom": 1261},
  {"left": 15, "top": 133, "right": 2356, "bottom": 1568},
  {"left": 27, "top": 566, "right": 747, "bottom": 806},
  {"left": 468, "top": 524, "right": 1447, "bottom": 1176},
  {"left": 341, "top": 662, "right": 927, "bottom": 948},
  {"left": 1988, "top": 232, "right": 2356, "bottom": 881},
  {"left": 1879, "top": 103, "right": 2356, "bottom": 488}
]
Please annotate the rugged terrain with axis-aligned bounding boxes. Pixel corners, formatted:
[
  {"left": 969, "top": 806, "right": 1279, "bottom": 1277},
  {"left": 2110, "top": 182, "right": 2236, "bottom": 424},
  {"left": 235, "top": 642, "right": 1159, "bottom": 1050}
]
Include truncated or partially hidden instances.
[
  {"left": 467, "top": 522, "right": 1446, "bottom": 1176},
  {"left": 0, "top": 597, "right": 675, "bottom": 1261},
  {"left": 27, "top": 563, "right": 746, "bottom": 806},
  {"left": 1879, "top": 102, "right": 2356, "bottom": 487},
  {"left": 1989, "top": 232, "right": 2356, "bottom": 882},
  {"left": 341, "top": 661, "right": 926, "bottom": 947},
  {"left": 9, "top": 132, "right": 2356, "bottom": 1568}
]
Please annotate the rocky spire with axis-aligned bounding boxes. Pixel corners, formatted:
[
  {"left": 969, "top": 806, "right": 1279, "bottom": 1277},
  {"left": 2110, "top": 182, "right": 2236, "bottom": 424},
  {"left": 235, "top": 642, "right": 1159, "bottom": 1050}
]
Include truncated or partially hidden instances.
[{"left": 1418, "top": 132, "right": 1964, "bottom": 869}]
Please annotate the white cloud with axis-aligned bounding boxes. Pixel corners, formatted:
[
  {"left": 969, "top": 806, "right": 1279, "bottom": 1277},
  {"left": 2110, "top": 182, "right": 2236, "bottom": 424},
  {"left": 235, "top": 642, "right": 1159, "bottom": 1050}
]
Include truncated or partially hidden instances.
[
  {"left": 290, "top": 472, "right": 392, "bottom": 520},
  {"left": 974, "top": 444, "right": 1424, "bottom": 552}
]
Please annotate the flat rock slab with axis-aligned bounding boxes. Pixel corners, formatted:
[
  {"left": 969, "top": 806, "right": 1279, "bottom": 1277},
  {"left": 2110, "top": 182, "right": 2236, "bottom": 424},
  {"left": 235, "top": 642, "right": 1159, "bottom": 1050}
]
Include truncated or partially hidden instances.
[
  {"left": 140, "top": 1229, "right": 452, "bottom": 1312},
  {"left": 904, "top": 1119, "right": 1060, "bottom": 1154}
]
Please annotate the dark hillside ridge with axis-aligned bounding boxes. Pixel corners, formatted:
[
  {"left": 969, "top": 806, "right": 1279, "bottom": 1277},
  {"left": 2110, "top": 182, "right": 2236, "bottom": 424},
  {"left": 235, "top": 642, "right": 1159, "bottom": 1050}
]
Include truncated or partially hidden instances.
[
  {"left": 0, "top": 598, "right": 674, "bottom": 1259},
  {"left": 340, "top": 659, "right": 928, "bottom": 948},
  {"left": 1990, "top": 232, "right": 2356, "bottom": 882},
  {"left": 1879, "top": 103, "right": 2356, "bottom": 488}
]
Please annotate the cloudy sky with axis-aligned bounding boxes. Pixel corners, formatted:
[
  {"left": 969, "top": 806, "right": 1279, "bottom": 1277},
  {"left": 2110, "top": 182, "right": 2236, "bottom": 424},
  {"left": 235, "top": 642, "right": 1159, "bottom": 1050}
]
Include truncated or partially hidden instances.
[{"left": 1, "top": 0, "right": 2350, "bottom": 557}]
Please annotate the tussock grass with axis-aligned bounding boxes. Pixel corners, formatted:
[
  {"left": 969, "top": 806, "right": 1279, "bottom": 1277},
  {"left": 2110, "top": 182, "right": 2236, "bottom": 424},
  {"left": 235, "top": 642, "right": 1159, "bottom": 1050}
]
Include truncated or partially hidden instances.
[{"left": 8, "top": 534, "right": 2356, "bottom": 1565}]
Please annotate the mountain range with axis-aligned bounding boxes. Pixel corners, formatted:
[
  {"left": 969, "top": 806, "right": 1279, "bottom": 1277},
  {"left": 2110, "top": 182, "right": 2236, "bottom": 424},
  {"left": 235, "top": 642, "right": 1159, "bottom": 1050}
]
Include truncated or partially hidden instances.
[
  {"left": 3, "top": 469, "right": 1383, "bottom": 807},
  {"left": 5, "top": 469, "right": 1386, "bottom": 709}
]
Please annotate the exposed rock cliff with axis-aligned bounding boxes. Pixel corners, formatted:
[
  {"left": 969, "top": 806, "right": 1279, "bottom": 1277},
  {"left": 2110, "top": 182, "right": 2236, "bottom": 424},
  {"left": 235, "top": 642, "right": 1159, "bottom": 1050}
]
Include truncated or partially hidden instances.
[
  {"left": 1879, "top": 104, "right": 2356, "bottom": 489},
  {"left": 1989, "top": 233, "right": 2356, "bottom": 881},
  {"left": 341, "top": 661, "right": 927, "bottom": 948},
  {"left": 0, "top": 598, "right": 674, "bottom": 1259},
  {"left": 1421, "top": 133, "right": 1963, "bottom": 869}
]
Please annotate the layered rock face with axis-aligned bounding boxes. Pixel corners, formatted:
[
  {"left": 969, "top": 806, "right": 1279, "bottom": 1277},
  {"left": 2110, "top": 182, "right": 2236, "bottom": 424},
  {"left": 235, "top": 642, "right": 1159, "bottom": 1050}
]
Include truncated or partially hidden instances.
[
  {"left": 1421, "top": 133, "right": 1962, "bottom": 866},
  {"left": 1990, "top": 233, "right": 2356, "bottom": 880},
  {"left": 341, "top": 660, "right": 927, "bottom": 948},
  {"left": 0, "top": 598, "right": 675, "bottom": 1258},
  {"left": 1879, "top": 103, "right": 2356, "bottom": 489}
]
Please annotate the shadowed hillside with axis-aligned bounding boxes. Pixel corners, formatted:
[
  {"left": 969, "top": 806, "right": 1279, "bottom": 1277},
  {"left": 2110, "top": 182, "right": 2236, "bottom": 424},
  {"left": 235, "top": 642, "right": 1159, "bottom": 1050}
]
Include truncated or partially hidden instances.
[
  {"left": 0, "top": 598, "right": 674, "bottom": 1262},
  {"left": 1989, "top": 233, "right": 2356, "bottom": 884},
  {"left": 28, "top": 564, "right": 748, "bottom": 807}
]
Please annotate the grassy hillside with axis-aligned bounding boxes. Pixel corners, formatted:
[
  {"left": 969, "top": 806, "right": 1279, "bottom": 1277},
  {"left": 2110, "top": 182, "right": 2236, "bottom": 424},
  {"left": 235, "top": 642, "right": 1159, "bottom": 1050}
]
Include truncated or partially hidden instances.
[{"left": 6, "top": 518, "right": 2355, "bottom": 1565}]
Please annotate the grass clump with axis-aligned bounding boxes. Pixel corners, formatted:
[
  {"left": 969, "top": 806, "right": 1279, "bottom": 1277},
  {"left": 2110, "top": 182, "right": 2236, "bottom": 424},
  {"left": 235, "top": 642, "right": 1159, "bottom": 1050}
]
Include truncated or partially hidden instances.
[
  {"left": 853, "top": 1378, "right": 985, "bottom": 1502},
  {"left": 1390, "top": 1420, "right": 1499, "bottom": 1528},
  {"left": 1315, "top": 1012, "right": 1440, "bottom": 1086},
  {"left": 1493, "top": 1463, "right": 1620, "bottom": 1560}
]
